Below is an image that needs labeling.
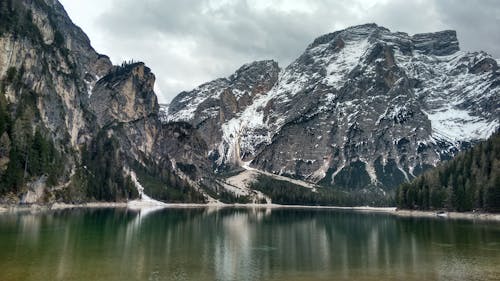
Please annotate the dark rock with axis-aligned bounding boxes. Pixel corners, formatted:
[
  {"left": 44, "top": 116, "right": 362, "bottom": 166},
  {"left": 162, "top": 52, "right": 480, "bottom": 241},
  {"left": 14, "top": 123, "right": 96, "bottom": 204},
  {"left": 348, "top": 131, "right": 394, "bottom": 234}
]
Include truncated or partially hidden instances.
[{"left": 411, "top": 30, "right": 459, "bottom": 56}]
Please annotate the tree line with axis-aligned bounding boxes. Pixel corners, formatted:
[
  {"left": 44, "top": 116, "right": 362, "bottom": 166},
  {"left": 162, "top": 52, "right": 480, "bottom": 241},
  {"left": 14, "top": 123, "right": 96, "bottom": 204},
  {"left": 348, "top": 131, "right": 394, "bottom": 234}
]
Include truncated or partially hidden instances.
[
  {"left": 250, "top": 174, "right": 393, "bottom": 207},
  {"left": 397, "top": 131, "right": 500, "bottom": 212}
]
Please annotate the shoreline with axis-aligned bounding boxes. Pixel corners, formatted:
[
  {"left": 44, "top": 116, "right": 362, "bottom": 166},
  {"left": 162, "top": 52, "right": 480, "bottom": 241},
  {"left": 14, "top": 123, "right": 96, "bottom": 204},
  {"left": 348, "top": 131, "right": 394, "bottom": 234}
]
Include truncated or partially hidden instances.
[
  {"left": 1, "top": 202, "right": 499, "bottom": 222},
  {"left": 392, "top": 209, "right": 500, "bottom": 221}
]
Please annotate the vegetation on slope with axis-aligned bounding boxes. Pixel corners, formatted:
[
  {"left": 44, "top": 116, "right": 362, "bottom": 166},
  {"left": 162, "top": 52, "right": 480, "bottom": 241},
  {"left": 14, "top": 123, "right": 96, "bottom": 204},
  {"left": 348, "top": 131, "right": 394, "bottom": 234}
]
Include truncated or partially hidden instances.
[
  {"left": 81, "top": 132, "right": 138, "bottom": 202},
  {"left": 251, "top": 174, "right": 393, "bottom": 207},
  {"left": 0, "top": 68, "right": 63, "bottom": 199},
  {"left": 131, "top": 159, "right": 206, "bottom": 204},
  {"left": 397, "top": 131, "right": 500, "bottom": 212}
]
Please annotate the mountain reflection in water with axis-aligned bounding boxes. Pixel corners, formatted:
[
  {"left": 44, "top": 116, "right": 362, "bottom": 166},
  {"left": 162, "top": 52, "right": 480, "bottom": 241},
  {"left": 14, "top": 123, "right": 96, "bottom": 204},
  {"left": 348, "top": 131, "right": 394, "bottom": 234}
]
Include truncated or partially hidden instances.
[{"left": 0, "top": 208, "right": 499, "bottom": 281}]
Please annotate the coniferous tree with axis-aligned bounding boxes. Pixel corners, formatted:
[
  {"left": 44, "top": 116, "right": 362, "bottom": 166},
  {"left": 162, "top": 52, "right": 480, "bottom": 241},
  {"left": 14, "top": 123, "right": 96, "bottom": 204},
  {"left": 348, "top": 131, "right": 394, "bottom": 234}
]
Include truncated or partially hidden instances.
[{"left": 396, "top": 131, "right": 500, "bottom": 212}]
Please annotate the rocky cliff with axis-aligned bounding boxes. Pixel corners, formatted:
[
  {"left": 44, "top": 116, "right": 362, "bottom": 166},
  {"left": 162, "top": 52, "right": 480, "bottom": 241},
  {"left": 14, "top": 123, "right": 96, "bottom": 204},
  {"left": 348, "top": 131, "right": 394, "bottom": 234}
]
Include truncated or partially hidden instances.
[
  {"left": 168, "top": 60, "right": 280, "bottom": 168},
  {"left": 168, "top": 24, "right": 499, "bottom": 193},
  {"left": 0, "top": 0, "right": 214, "bottom": 204},
  {"left": 0, "top": 0, "right": 113, "bottom": 203}
]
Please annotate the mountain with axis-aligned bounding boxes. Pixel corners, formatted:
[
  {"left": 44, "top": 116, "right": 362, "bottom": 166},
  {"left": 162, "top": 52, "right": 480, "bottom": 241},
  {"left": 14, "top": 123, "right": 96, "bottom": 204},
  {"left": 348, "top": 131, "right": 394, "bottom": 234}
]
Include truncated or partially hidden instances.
[
  {"left": 168, "top": 23, "right": 499, "bottom": 194},
  {"left": 397, "top": 131, "right": 500, "bottom": 212},
  {"left": 0, "top": 0, "right": 216, "bottom": 204},
  {"left": 0, "top": 0, "right": 498, "bottom": 205},
  {"left": 168, "top": 60, "right": 280, "bottom": 169}
]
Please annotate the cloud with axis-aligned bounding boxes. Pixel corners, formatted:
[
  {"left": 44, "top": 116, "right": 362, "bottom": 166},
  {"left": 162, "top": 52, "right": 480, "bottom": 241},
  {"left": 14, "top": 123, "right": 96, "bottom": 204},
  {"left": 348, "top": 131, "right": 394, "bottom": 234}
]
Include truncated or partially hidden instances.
[
  {"left": 433, "top": 0, "right": 500, "bottom": 56},
  {"left": 59, "top": 0, "right": 500, "bottom": 103}
]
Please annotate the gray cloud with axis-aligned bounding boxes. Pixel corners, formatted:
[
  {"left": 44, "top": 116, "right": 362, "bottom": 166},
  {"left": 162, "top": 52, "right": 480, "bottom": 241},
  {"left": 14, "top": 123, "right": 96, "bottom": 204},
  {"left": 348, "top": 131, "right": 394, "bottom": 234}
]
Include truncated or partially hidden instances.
[
  {"left": 434, "top": 0, "right": 500, "bottom": 56},
  {"left": 60, "top": 0, "right": 500, "bottom": 103}
]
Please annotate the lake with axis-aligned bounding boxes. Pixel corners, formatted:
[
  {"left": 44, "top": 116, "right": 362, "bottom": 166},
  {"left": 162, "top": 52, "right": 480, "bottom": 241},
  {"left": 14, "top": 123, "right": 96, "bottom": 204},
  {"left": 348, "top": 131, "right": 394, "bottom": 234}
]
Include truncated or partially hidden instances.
[{"left": 0, "top": 207, "right": 499, "bottom": 281}]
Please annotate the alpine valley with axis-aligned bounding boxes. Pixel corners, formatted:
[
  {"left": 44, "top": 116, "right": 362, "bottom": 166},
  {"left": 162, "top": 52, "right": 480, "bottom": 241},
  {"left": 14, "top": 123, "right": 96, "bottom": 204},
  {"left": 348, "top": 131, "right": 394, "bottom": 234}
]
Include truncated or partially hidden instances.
[{"left": 0, "top": 0, "right": 499, "bottom": 206}]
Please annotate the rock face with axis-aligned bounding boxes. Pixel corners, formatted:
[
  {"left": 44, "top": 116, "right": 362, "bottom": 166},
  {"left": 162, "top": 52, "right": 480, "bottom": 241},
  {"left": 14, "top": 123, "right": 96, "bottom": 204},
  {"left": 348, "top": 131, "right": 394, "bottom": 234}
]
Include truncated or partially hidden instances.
[
  {"left": 0, "top": 0, "right": 212, "bottom": 204},
  {"left": 0, "top": 0, "right": 112, "bottom": 148},
  {"left": 168, "top": 23, "right": 500, "bottom": 191},
  {"left": 89, "top": 61, "right": 212, "bottom": 182},
  {"left": 91, "top": 62, "right": 159, "bottom": 127},
  {"left": 0, "top": 0, "right": 114, "bottom": 203},
  {"left": 168, "top": 60, "right": 280, "bottom": 167}
]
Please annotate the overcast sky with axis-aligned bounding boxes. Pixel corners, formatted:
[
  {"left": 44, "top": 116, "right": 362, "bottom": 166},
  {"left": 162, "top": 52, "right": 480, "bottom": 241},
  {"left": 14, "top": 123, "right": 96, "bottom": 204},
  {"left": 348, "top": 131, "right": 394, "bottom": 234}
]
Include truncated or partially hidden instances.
[{"left": 59, "top": 0, "right": 500, "bottom": 103}]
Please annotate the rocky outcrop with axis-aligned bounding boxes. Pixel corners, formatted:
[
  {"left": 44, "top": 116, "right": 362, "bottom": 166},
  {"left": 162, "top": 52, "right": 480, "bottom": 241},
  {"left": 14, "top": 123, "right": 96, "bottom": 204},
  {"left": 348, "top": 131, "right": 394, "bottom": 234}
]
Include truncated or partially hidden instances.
[
  {"left": 84, "top": 60, "right": 217, "bottom": 204},
  {"left": 168, "top": 24, "right": 499, "bottom": 192},
  {"left": 88, "top": 62, "right": 211, "bottom": 181},
  {"left": 411, "top": 30, "right": 459, "bottom": 56},
  {"left": 168, "top": 60, "right": 280, "bottom": 168},
  {"left": 90, "top": 62, "right": 158, "bottom": 127},
  {"left": 154, "top": 122, "right": 211, "bottom": 179}
]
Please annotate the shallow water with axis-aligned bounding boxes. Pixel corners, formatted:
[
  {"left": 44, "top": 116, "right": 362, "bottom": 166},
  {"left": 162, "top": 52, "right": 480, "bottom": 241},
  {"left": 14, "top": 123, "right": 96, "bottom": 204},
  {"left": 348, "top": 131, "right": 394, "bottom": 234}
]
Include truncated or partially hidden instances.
[{"left": 0, "top": 208, "right": 499, "bottom": 281}]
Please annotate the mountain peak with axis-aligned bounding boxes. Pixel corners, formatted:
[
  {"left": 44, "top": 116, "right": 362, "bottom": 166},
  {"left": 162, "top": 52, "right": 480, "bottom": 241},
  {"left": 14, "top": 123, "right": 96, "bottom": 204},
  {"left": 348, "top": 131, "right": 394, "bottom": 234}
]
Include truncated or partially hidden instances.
[
  {"left": 309, "top": 24, "right": 460, "bottom": 57},
  {"left": 234, "top": 59, "right": 279, "bottom": 75},
  {"left": 411, "top": 30, "right": 459, "bottom": 55},
  {"left": 91, "top": 61, "right": 158, "bottom": 127},
  {"left": 229, "top": 60, "right": 280, "bottom": 85},
  {"left": 309, "top": 23, "right": 388, "bottom": 49},
  {"left": 344, "top": 23, "right": 389, "bottom": 34}
]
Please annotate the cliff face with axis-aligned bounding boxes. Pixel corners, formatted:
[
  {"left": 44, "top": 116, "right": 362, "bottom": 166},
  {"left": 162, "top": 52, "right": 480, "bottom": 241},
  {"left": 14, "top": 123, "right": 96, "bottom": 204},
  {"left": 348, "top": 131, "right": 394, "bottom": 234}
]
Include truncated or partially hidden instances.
[
  {"left": 0, "top": 0, "right": 213, "bottom": 204},
  {"left": 168, "top": 24, "right": 499, "bottom": 192},
  {"left": 88, "top": 62, "right": 213, "bottom": 195},
  {"left": 0, "top": 0, "right": 113, "bottom": 203},
  {"left": 0, "top": 0, "right": 112, "bottom": 147},
  {"left": 91, "top": 63, "right": 159, "bottom": 128},
  {"left": 168, "top": 60, "right": 280, "bottom": 168}
]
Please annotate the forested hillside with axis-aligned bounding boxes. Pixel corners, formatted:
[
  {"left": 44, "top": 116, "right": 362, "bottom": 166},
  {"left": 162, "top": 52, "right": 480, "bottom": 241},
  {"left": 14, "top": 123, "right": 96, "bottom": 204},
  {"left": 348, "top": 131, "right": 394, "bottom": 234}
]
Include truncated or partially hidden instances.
[{"left": 397, "top": 131, "right": 500, "bottom": 212}]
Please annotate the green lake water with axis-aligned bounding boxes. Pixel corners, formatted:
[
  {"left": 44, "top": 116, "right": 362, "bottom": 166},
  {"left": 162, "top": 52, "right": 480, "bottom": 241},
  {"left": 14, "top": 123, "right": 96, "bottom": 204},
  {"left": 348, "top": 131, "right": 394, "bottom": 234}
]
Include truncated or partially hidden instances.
[{"left": 0, "top": 207, "right": 499, "bottom": 281}]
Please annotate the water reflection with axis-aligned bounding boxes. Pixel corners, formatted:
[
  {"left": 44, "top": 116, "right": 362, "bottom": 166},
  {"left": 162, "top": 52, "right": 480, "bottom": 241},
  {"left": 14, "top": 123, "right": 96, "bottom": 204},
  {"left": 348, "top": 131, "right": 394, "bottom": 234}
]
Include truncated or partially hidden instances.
[{"left": 0, "top": 208, "right": 499, "bottom": 281}]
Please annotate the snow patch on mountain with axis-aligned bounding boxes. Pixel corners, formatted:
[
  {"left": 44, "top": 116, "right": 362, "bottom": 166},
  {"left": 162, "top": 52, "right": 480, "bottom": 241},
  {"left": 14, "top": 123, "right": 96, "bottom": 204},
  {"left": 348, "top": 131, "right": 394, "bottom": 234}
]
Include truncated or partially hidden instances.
[
  {"left": 424, "top": 107, "right": 499, "bottom": 142},
  {"left": 323, "top": 39, "right": 370, "bottom": 88},
  {"left": 167, "top": 79, "right": 227, "bottom": 122},
  {"left": 219, "top": 83, "right": 282, "bottom": 164},
  {"left": 395, "top": 48, "right": 499, "bottom": 143}
]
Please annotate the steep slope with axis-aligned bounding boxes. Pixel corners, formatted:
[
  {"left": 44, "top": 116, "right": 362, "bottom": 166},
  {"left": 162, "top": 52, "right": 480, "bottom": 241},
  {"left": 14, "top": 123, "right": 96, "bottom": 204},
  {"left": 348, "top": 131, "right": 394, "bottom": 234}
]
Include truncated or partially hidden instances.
[
  {"left": 0, "top": 0, "right": 112, "bottom": 146},
  {"left": 87, "top": 62, "right": 214, "bottom": 202},
  {"left": 168, "top": 24, "right": 499, "bottom": 193},
  {"left": 168, "top": 60, "right": 280, "bottom": 168},
  {"left": 0, "top": 0, "right": 214, "bottom": 204},
  {"left": 0, "top": 0, "right": 112, "bottom": 203},
  {"left": 397, "top": 131, "right": 500, "bottom": 212}
]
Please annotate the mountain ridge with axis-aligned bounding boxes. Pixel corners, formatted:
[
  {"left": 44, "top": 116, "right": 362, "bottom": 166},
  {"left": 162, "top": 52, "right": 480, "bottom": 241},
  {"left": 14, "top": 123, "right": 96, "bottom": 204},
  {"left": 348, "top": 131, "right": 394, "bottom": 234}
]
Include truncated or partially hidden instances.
[{"left": 168, "top": 23, "right": 499, "bottom": 193}]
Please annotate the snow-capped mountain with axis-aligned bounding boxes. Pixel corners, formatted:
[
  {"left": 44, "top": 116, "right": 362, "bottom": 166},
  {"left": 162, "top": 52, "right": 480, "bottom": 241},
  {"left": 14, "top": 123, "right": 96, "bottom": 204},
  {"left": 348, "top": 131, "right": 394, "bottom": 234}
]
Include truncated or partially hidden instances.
[
  {"left": 3, "top": 0, "right": 497, "bottom": 206},
  {"left": 168, "top": 23, "right": 499, "bottom": 190}
]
